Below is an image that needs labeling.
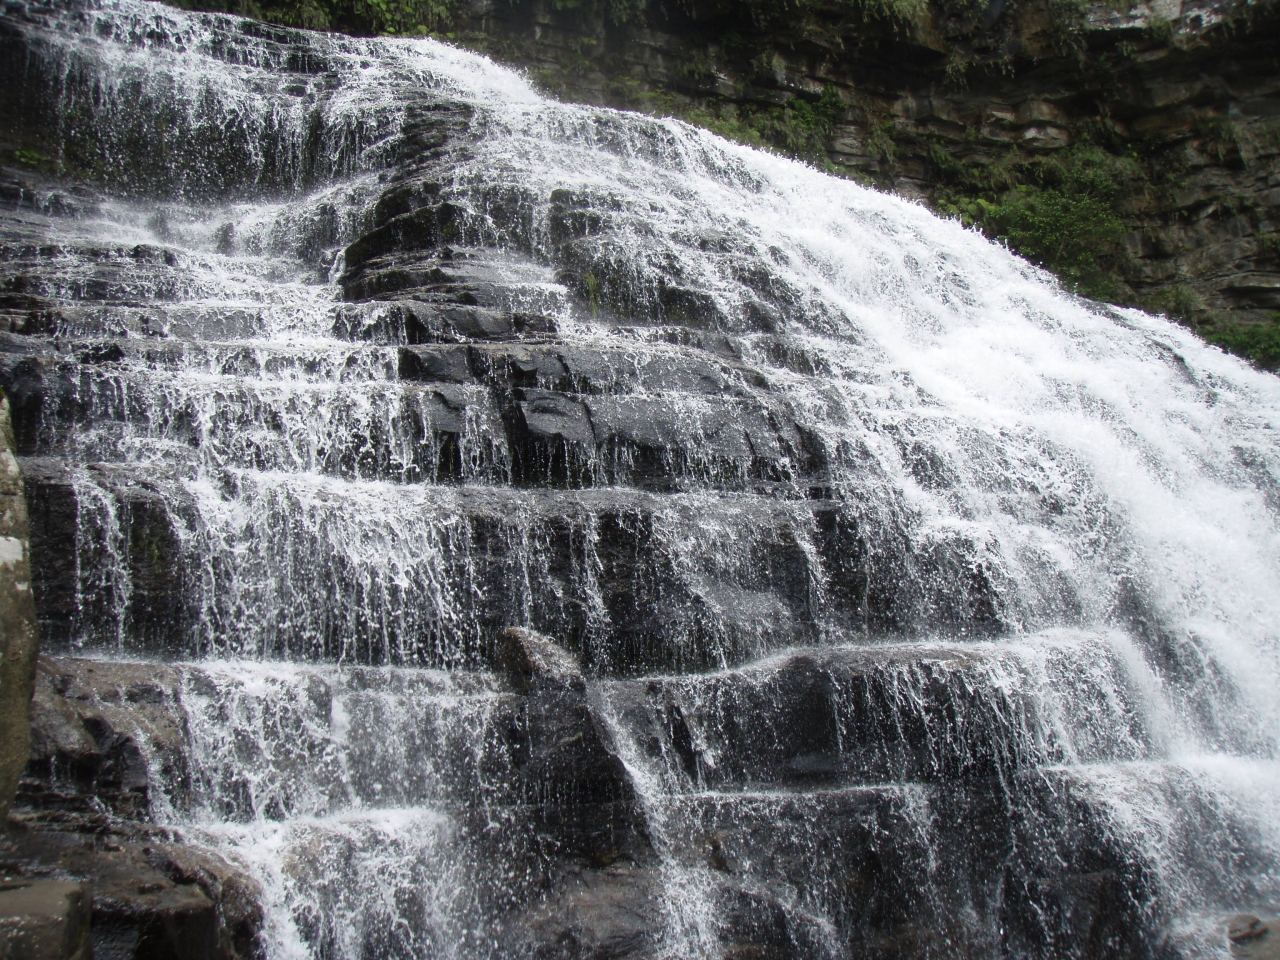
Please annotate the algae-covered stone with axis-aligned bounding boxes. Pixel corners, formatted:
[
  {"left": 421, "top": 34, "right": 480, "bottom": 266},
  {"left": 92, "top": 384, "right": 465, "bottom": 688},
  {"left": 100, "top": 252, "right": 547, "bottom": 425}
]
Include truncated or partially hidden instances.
[{"left": 0, "top": 391, "right": 39, "bottom": 823}]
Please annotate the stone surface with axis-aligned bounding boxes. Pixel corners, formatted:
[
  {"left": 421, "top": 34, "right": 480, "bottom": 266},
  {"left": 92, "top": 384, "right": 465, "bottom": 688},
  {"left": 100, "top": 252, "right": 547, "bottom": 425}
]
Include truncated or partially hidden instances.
[
  {"left": 0, "top": 822, "right": 262, "bottom": 960},
  {"left": 1234, "top": 916, "right": 1280, "bottom": 960},
  {"left": 0, "top": 881, "right": 91, "bottom": 960},
  {"left": 19, "top": 657, "right": 188, "bottom": 820},
  {"left": 499, "top": 627, "right": 587, "bottom": 693},
  {"left": 0, "top": 2, "right": 1273, "bottom": 956},
  {"left": 3, "top": 656, "right": 262, "bottom": 960},
  {"left": 12, "top": 649, "right": 666, "bottom": 959},
  {"left": 498, "top": 630, "right": 652, "bottom": 867},
  {"left": 519, "top": 862, "right": 662, "bottom": 960}
]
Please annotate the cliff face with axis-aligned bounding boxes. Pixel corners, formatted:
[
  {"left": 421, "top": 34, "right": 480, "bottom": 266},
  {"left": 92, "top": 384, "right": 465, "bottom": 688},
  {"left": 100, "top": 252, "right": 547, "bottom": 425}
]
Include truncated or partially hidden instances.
[{"left": 445, "top": 0, "right": 1280, "bottom": 354}]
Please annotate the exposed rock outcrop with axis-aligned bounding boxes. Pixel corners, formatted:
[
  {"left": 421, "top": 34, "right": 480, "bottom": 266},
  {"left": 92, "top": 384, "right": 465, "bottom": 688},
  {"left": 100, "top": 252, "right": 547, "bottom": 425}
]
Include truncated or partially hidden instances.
[
  {"left": 0, "top": 881, "right": 91, "bottom": 960},
  {"left": 7, "top": 646, "right": 669, "bottom": 960},
  {"left": 1, "top": 1, "right": 1275, "bottom": 955},
  {"left": 1232, "top": 915, "right": 1280, "bottom": 960}
]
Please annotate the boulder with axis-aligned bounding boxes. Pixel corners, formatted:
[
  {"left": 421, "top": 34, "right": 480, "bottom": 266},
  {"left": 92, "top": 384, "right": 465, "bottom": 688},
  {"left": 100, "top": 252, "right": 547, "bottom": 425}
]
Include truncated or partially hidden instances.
[
  {"left": 0, "top": 822, "right": 263, "bottom": 960},
  {"left": 498, "top": 629, "right": 649, "bottom": 864},
  {"left": 5, "top": 656, "right": 262, "bottom": 960},
  {"left": 1232, "top": 915, "right": 1279, "bottom": 960},
  {"left": 20, "top": 657, "right": 188, "bottom": 820},
  {"left": 499, "top": 627, "right": 586, "bottom": 693},
  {"left": 520, "top": 862, "right": 662, "bottom": 960}
]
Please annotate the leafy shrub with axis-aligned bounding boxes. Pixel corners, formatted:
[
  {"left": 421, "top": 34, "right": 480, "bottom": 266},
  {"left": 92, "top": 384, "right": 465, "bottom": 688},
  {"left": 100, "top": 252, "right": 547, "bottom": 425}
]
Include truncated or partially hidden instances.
[
  {"left": 934, "top": 143, "right": 1141, "bottom": 299},
  {"left": 983, "top": 187, "right": 1125, "bottom": 297},
  {"left": 747, "top": 87, "right": 847, "bottom": 161},
  {"left": 10, "top": 149, "right": 53, "bottom": 170},
  {"left": 166, "top": 0, "right": 459, "bottom": 34},
  {"left": 1206, "top": 318, "right": 1280, "bottom": 371},
  {"left": 1142, "top": 283, "right": 1204, "bottom": 321}
]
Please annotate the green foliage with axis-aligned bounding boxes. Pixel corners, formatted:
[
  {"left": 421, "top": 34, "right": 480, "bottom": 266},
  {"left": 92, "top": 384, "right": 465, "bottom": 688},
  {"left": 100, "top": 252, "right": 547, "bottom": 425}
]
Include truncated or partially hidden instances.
[
  {"left": 167, "top": 0, "right": 460, "bottom": 34},
  {"left": 11, "top": 149, "right": 51, "bottom": 169},
  {"left": 659, "top": 86, "right": 846, "bottom": 167},
  {"left": 1194, "top": 115, "right": 1243, "bottom": 166},
  {"left": 546, "top": 0, "right": 644, "bottom": 25},
  {"left": 1259, "top": 233, "right": 1280, "bottom": 262},
  {"left": 984, "top": 188, "right": 1125, "bottom": 296},
  {"left": 856, "top": 0, "right": 928, "bottom": 25},
  {"left": 583, "top": 270, "right": 602, "bottom": 317},
  {"left": 1205, "top": 317, "right": 1280, "bottom": 371},
  {"left": 866, "top": 120, "right": 897, "bottom": 164},
  {"left": 933, "top": 142, "right": 1143, "bottom": 299},
  {"left": 748, "top": 87, "right": 847, "bottom": 161},
  {"left": 1142, "top": 283, "right": 1204, "bottom": 321},
  {"left": 1144, "top": 11, "right": 1176, "bottom": 41}
]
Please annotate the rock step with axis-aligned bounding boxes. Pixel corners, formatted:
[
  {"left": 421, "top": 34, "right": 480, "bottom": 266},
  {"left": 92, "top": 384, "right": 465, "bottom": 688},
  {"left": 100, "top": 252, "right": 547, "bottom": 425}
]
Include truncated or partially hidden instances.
[
  {"left": 1, "top": 324, "right": 784, "bottom": 393},
  {"left": 0, "top": 880, "right": 91, "bottom": 960},
  {"left": 16, "top": 653, "right": 1222, "bottom": 960},
  {"left": 20, "top": 457, "right": 1014, "bottom": 671},
  {"left": 602, "top": 634, "right": 1156, "bottom": 792},
  {"left": 639, "top": 768, "right": 1155, "bottom": 959},
  {"left": 624, "top": 757, "right": 1280, "bottom": 959},
  {"left": 20, "top": 652, "right": 641, "bottom": 824},
  {"left": 0, "top": 338, "right": 801, "bottom": 485},
  {"left": 0, "top": 244, "right": 322, "bottom": 311},
  {"left": 1027, "top": 759, "right": 1280, "bottom": 913},
  {"left": 18, "top": 650, "right": 652, "bottom": 931}
]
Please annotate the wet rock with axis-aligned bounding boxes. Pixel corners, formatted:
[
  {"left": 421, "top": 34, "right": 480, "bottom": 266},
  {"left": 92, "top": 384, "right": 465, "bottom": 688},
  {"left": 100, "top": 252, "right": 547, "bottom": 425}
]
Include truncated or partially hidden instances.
[
  {"left": 499, "top": 627, "right": 586, "bottom": 693},
  {"left": 340, "top": 203, "right": 462, "bottom": 289},
  {"left": 499, "top": 629, "right": 650, "bottom": 863},
  {"left": 1233, "top": 916, "right": 1270, "bottom": 944},
  {"left": 19, "top": 656, "right": 189, "bottom": 820},
  {"left": 520, "top": 862, "right": 662, "bottom": 960},
  {"left": 397, "top": 344, "right": 474, "bottom": 382},
  {"left": 0, "top": 821, "right": 262, "bottom": 960},
  {"left": 6, "top": 656, "right": 262, "bottom": 960},
  {"left": 1232, "top": 916, "right": 1280, "bottom": 960},
  {"left": 20, "top": 459, "right": 195, "bottom": 654},
  {"left": 0, "top": 880, "right": 91, "bottom": 960},
  {"left": 518, "top": 391, "right": 597, "bottom": 447}
]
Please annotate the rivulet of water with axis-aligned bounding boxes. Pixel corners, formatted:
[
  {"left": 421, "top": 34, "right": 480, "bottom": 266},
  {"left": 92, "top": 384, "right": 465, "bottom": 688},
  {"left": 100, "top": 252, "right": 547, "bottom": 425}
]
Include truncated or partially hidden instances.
[{"left": 4, "top": 0, "right": 1279, "bottom": 954}]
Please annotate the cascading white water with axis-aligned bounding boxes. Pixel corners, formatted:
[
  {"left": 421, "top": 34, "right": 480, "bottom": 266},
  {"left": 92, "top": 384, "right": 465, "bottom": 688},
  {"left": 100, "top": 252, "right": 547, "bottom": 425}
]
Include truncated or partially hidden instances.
[{"left": 4, "top": 0, "right": 1279, "bottom": 954}]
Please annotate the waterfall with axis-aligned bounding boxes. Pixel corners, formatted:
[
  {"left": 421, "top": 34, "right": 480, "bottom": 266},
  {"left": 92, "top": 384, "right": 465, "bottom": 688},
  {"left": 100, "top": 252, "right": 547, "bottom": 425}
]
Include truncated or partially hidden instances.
[{"left": 2, "top": 0, "right": 1278, "bottom": 955}]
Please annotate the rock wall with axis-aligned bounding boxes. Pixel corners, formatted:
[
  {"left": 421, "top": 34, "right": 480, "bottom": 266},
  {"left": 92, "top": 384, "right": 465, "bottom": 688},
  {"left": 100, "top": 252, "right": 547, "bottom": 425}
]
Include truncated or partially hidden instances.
[
  {"left": 16, "top": 0, "right": 1279, "bottom": 348},
  {"left": 5, "top": 644, "right": 666, "bottom": 960}
]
